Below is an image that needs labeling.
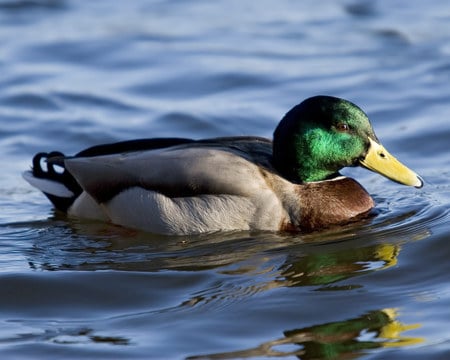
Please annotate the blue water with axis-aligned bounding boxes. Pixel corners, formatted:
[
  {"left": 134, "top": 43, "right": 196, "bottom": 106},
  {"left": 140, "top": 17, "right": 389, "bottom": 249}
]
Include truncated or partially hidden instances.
[{"left": 1, "top": 0, "right": 449, "bottom": 359}]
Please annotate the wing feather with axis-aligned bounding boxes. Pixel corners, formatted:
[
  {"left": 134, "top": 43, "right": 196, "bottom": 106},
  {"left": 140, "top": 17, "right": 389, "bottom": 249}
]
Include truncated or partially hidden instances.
[{"left": 64, "top": 141, "right": 273, "bottom": 203}]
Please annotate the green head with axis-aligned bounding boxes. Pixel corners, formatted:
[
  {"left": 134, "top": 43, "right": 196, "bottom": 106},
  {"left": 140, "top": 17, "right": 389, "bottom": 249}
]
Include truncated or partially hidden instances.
[{"left": 273, "top": 95, "right": 422, "bottom": 187}]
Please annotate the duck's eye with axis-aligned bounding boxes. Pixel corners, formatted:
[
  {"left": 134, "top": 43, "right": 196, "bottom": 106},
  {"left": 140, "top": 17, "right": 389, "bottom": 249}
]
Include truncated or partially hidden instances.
[{"left": 335, "top": 123, "right": 350, "bottom": 132}]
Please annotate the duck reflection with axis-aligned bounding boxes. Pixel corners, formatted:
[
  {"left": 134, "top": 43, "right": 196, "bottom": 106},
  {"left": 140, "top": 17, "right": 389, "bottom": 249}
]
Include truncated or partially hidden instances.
[
  {"left": 175, "top": 240, "right": 404, "bottom": 307},
  {"left": 278, "top": 243, "right": 399, "bottom": 289},
  {"left": 187, "top": 308, "right": 423, "bottom": 360}
]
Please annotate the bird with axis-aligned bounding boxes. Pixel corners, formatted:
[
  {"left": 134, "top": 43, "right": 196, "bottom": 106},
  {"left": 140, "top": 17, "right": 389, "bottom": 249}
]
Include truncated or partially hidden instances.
[{"left": 23, "top": 95, "right": 423, "bottom": 235}]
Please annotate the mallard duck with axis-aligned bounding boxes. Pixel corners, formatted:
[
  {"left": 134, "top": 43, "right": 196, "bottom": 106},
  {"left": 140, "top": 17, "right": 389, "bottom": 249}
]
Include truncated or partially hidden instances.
[{"left": 23, "top": 96, "right": 422, "bottom": 235}]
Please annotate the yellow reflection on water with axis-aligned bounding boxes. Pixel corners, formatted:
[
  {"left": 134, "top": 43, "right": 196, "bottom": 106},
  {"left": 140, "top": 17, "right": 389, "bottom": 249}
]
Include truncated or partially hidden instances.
[
  {"left": 278, "top": 242, "right": 401, "bottom": 289},
  {"left": 379, "top": 309, "right": 423, "bottom": 348}
]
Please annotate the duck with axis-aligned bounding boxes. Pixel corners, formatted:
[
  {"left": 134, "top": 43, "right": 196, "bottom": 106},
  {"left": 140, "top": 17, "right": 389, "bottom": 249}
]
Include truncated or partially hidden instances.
[{"left": 23, "top": 95, "right": 423, "bottom": 235}]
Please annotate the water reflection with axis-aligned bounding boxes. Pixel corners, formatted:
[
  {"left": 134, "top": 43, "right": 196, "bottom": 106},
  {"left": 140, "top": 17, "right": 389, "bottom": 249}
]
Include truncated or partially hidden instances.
[
  {"left": 19, "top": 216, "right": 432, "bottom": 318},
  {"left": 279, "top": 243, "right": 399, "bottom": 290},
  {"left": 187, "top": 309, "right": 423, "bottom": 359},
  {"left": 23, "top": 218, "right": 403, "bottom": 274},
  {"left": 173, "top": 242, "right": 406, "bottom": 311},
  {"left": 22, "top": 214, "right": 429, "bottom": 284}
]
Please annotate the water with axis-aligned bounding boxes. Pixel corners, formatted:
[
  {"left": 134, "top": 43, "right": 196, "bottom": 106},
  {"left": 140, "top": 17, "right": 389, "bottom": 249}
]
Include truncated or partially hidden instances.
[{"left": 1, "top": 0, "right": 449, "bottom": 359}]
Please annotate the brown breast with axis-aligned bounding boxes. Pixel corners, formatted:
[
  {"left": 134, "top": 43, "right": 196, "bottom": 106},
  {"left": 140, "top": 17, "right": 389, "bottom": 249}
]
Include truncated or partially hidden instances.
[{"left": 281, "top": 177, "right": 375, "bottom": 232}]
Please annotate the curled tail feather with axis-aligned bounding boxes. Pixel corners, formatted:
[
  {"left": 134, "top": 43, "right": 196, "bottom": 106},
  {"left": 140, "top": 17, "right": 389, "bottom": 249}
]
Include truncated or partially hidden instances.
[{"left": 23, "top": 152, "right": 82, "bottom": 212}]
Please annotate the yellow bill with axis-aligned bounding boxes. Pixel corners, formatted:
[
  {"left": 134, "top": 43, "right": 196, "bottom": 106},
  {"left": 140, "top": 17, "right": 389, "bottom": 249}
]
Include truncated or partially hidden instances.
[{"left": 359, "top": 137, "right": 423, "bottom": 188}]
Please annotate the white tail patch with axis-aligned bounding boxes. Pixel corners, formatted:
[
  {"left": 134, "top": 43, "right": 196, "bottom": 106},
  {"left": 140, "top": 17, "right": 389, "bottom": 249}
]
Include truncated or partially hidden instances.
[{"left": 22, "top": 171, "right": 74, "bottom": 198}]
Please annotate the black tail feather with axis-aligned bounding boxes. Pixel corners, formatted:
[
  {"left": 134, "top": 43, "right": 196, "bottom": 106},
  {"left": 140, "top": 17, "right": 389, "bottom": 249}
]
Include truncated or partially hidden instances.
[{"left": 31, "top": 152, "right": 82, "bottom": 212}]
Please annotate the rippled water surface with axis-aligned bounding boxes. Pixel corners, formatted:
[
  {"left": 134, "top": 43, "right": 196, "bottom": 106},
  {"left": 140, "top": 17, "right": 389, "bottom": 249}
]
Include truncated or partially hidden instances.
[{"left": 1, "top": 1, "right": 449, "bottom": 359}]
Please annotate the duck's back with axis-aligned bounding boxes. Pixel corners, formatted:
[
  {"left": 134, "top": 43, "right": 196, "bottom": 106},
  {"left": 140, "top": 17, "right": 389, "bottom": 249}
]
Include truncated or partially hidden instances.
[{"left": 25, "top": 136, "right": 289, "bottom": 234}]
